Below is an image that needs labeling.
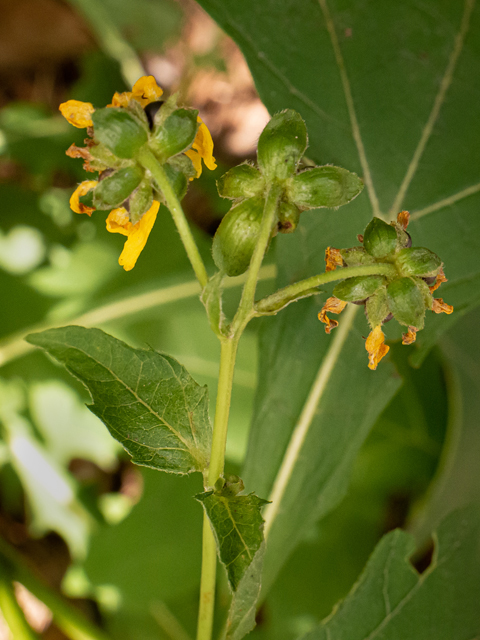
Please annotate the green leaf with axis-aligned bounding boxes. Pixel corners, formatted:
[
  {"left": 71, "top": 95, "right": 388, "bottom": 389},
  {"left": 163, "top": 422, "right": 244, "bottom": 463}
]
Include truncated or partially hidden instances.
[
  {"left": 300, "top": 506, "right": 480, "bottom": 640},
  {"left": 26, "top": 326, "right": 212, "bottom": 474},
  {"left": 196, "top": 484, "right": 268, "bottom": 591}
]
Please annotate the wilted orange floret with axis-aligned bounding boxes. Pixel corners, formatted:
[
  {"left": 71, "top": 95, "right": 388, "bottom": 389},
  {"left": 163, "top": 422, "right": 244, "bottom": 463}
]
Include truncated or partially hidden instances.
[
  {"left": 69, "top": 180, "right": 98, "bottom": 215},
  {"left": 59, "top": 100, "right": 95, "bottom": 128},
  {"left": 106, "top": 201, "right": 160, "bottom": 271},
  {"left": 325, "top": 247, "right": 343, "bottom": 272},
  {"left": 402, "top": 326, "right": 417, "bottom": 345},
  {"left": 429, "top": 267, "right": 448, "bottom": 293},
  {"left": 397, "top": 210, "right": 410, "bottom": 230},
  {"left": 365, "top": 325, "right": 390, "bottom": 370},
  {"left": 318, "top": 296, "right": 348, "bottom": 334},
  {"left": 432, "top": 298, "right": 454, "bottom": 315}
]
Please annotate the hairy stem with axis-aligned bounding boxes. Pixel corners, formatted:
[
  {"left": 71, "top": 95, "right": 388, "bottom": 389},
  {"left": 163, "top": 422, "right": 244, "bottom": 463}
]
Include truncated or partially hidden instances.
[
  {"left": 255, "top": 263, "right": 398, "bottom": 313},
  {"left": 138, "top": 147, "right": 209, "bottom": 289}
]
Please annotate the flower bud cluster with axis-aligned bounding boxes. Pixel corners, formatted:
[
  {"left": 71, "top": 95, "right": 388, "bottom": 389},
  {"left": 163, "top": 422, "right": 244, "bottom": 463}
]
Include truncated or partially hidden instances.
[
  {"left": 60, "top": 76, "right": 216, "bottom": 270},
  {"left": 319, "top": 212, "right": 453, "bottom": 369},
  {"left": 212, "top": 110, "right": 364, "bottom": 277}
]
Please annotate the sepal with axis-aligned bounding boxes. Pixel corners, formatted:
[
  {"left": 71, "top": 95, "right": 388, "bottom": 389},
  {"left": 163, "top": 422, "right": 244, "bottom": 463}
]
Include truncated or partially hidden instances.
[
  {"left": 289, "top": 166, "right": 363, "bottom": 209},
  {"left": 217, "top": 163, "right": 264, "bottom": 200},
  {"left": 91, "top": 107, "right": 148, "bottom": 159}
]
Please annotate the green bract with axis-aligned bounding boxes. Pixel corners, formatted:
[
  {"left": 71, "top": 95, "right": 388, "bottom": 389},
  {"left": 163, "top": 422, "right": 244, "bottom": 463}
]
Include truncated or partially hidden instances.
[
  {"left": 340, "top": 247, "right": 376, "bottom": 267},
  {"left": 395, "top": 247, "right": 442, "bottom": 277},
  {"left": 91, "top": 108, "right": 148, "bottom": 159},
  {"left": 257, "top": 110, "right": 307, "bottom": 181},
  {"left": 128, "top": 180, "right": 154, "bottom": 224},
  {"left": 363, "top": 217, "right": 398, "bottom": 258},
  {"left": 333, "top": 275, "right": 386, "bottom": 302},
  {"left": 93, "top": 165, "right": 144, "bottom": 209},
  {"left": 212, "top": 196, "right": 264, "bottom": 276},
  {"left": 289, "top": 166, "right": 363, "bottom": 210},
  {"left": 150, "top": 108, "right": 199, "bottom": 160},
  {"left": 217, "top": 163, "right": 264, "bottom": 200},
  {"left": 365, "top": 287, "right": 390, "bottom": 328},
  {"left": 387, "top": 277, "right": 426, "bottom": 329}
]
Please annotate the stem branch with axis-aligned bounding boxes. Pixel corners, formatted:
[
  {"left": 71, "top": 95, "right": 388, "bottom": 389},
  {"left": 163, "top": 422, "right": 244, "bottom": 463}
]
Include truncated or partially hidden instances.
[{"left": 138, "top": 148, "right": 209, "bottom": 289}]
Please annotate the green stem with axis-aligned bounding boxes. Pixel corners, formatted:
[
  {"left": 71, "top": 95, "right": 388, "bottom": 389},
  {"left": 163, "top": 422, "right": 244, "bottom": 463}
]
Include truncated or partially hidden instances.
[
  {"left": 138, "top": 147, "right": 209, "bottom": 289},
  {"left": 196, "top": 337, "right": 239, "bottom": 640},
  {"left": 232, "top": 183, "right": 282, "bottom": 333},
  {"left": 255, "top": 263, "right": 398, "bottom": 314},
  {"left": 0, "top": 572, "right": 39, "bottom": 640},
  {"left": 0, "top": 540, "right": 111, "bottom": 640}
]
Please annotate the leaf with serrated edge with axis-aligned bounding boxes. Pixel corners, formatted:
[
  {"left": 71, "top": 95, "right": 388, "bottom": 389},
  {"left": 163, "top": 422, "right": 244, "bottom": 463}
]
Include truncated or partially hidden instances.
[
  {"left": 26, "top": 326, "right": 212, "bottom": 474},
  {"left": 300, "top": 505, "right": 480, "bottom": 640},
  {"left": 196, "top": 490, "right": 268, "bottom": 591}
]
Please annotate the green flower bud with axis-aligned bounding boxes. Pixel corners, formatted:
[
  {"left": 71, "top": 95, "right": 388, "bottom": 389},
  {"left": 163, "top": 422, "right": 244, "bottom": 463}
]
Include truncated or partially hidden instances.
[
  {"left": 217, "top": 163, "right": 264, "bottom": 200},
  {"left": 340, "top": 247, "right": 376, "bottom": 267},
  {"left": 387, "top": 277, "right": 426, "bottom": 329},
  {"left": 363, "top": 217, "right": 398, "bottom": 258},
  {"left": 93, "top": 165, "right": 144, "bottom": 209},
  {"left": 395, "top": 247, "right": 442, "bottom": 277},
  {"left": 91, "top": 107, "right": 148, "bottom": 159},
  {"left": 277, "top": 201, "right": 300, "bottom": 234},
  {"left": 257, "top": 110, "right": 307, "bottom": 181},
  {"left": 128, "top": 180, "right": 154, "bottom": 224},
  {"left": 163, "top": 162, "right": 188, "bottom": 200},
  {"left": 333, "top": 275, "right": 386, "bottom": 302},
  {"left": 289, "top": 166, "right": 363, "bottom": 209},
  {"left": 150, "top": 108, "right": 198, "bottom": 160},
  {"left": 366, "top": 287, "right": 390, "bottom": 329},
  {"left": 212, "top": 196, "right": 264, "bottom": 277}
]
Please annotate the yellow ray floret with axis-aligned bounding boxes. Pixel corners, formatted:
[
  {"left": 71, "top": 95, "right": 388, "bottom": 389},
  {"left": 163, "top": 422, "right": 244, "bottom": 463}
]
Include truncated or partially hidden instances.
[
  {"left": 185, "top": 117, "right": 217, "bottom": 178},
  {"left": 108, "top": 76, "right": 163, "bottom": 108},
  {"left": 59, "top": 100, "right": 95, "bottom": 128},
  {"left": 318, "top": 296, "right": 347, "bottom": 334},
  {"left": 429, "top": 267, "right": 448, "bottom": 293},
  {"left": 402, "top": 326, "right": 417, "bottom": 345},
  {"left": 106, "top": 201, "right": 160, "bottom": 271},
  {"left": 432, "top": 298, "right": 454, "bottom": 315},
  {"left": 69, "top": 180, "right": 98, "bottom": 215},
  {"left": 397, "top": 210, "right": 410, "bottom": 230},
  {"left": 325, "top": 247, "right": 343, "bottom": 272},
  {"left": 365, "top": 325, "right": 390, "bottom": 370}
]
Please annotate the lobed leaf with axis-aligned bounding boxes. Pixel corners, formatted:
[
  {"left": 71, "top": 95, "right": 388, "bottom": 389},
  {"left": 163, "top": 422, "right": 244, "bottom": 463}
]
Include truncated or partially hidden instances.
[{"left": 26, "top": 326, "right": 212, "bottom": 475}]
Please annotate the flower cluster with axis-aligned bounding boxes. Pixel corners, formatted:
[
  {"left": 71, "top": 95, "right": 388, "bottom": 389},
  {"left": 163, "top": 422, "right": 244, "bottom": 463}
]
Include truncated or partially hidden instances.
[
  {"left": 212, "top": 110, "right": 364, "bottom": 276},
  {"left": 59, "top": 76, "right": 216, "bottom": 270},
  {"left": 318, "top": 211, "right": 453, "bottom": 369}
]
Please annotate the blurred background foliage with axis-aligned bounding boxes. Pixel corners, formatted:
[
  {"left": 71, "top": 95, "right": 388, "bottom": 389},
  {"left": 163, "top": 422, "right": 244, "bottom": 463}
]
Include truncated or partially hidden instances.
[{"left": 0, "top": 1, "right": 478, "bottom": 639}]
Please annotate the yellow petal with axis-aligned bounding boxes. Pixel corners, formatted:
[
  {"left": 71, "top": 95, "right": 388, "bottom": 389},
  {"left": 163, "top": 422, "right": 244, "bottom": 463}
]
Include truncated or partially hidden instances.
[
  {"left": 191, "top": 119, "right": 217, "bottom": 171},
  {"left": 131, "top": 76, "right": 163, "bottom": 107},
  {"left": 185, "top": 149, "right": 203, "bottom": 179},
  {"left": 397, "top": 210, "right": 410, "bottom": 230},
  {"left": 432, "top": 298, "right": 454, "bottom": 315},
  {"left": 69, "top": 180, "right": 98, "bottom": 215},
  {"left": 402, "top": 326, "right": 417, "bottom": 345},
  {"left": 118, "top": 201, "right": 160, "bottom": 271},
  {"left": 325, "top": 247, "right": 343, "bottom": 272},
  {"left": 59, "top": 100, "right": 95, "bottom": 128},
  {"left": 108, "top": 91, "right": 133, "bottom": 108},
  {"left": 365, "top": 325, "right": 390, "bottom": 370},
  {"left": 106, "top": 208, "right": 132, "bottom": 236},
  {"left": 318, "top": 296, "right": 348, "bottom": 334},
  {"left": 429, "top": 267, "right": 448, "bottom": 293}
]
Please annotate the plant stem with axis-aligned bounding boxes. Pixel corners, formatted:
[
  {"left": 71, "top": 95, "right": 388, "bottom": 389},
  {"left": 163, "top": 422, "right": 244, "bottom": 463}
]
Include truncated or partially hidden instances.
[
  {"left": 232, "top": 183, "right": 282, "bottom": 333},
  {"left": 0, "top": 572, "right": 40, "bottom": 640},
  {"left": 0, "top": 540, "right": 111, "bottom": 640},
  {"left": 255, "top": 263, "right": 398, "bottom": 314},
  {"left": 138, "top": 147, "right": 209, "bottom": 289},
  {"left": 196, "top": 337, "right": 239, "bottom": 640}
]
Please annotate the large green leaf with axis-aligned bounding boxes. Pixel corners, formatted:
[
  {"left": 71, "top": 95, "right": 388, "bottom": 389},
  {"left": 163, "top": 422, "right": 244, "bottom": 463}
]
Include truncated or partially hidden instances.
[
  {"left": 300, "top": 505, "right": 480, "bottom": 640},
  {"left": 196, "top": 0, "right": 480, "bottom": 593},
  {"left": 26, "top": 326, "right": 212, "bottom": 474}
]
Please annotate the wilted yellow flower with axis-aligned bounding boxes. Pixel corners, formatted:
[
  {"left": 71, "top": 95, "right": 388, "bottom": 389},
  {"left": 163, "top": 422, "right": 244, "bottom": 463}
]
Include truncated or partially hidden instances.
[
  {"left": 185, "top": 117, "right": 217, "bottom": 179},
  {"left": 402, "top": 326, "right": 417, "bottom": 345},
  {"left": 59, "top": 100, "right": 95, "bottom": 128},
  {"left": 325, "top": 247, "right": 343, "bottom": 272},
  {"left": 69, "top": 180, "right": 98, "bottom": 215},
  {"left": 365, "top": 325, "right": 390, "bottom": 370},
  {"left": 318, "top": 296, "right": 348, "bottom": 334},
  {"left": 432, "top": 298, "right": 454, "bottom": 315},
  {"left": 106, "top": 201, "right": 160, "bottom": 271},
  {"left": 108, "top": 75, "right": 164, "bottom": 109}
]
